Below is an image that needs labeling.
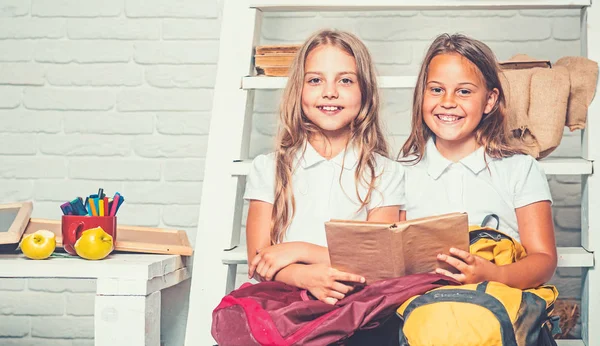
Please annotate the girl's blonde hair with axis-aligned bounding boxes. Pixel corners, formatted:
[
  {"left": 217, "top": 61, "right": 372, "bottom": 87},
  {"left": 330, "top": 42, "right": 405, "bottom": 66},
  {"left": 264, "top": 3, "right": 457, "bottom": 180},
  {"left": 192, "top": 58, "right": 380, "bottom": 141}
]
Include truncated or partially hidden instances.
[
  {"left": 399, "top": 33, "right": 525, "bottom": 163},
  {"left": 271, "top": 29, "right": 388, "bottom": 244}
]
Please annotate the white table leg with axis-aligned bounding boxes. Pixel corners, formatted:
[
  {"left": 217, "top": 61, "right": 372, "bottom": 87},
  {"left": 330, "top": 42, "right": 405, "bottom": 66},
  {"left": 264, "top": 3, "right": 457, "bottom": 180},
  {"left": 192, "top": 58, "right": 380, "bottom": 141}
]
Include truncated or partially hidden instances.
[{"left": 95, "top": 289, "right": 161, "bottom": 346}]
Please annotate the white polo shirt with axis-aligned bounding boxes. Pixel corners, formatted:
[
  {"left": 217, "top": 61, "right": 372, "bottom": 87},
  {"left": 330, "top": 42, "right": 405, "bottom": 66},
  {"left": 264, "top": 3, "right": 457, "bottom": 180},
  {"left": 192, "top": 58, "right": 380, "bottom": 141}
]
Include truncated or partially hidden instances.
[
  {"left": 244, "top": 142, "right": 406, "bottom": 246},
  {"left": 401, "top": 139, "right": 552, "bottom": 242}
]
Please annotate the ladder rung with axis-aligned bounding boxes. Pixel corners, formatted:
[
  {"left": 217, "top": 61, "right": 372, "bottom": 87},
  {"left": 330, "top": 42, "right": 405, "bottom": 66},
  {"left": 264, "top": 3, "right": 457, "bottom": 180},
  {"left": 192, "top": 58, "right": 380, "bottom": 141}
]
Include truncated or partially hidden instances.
[
  {"left": 556, "top": 340, "right": 585, "bottom": 346},
  {"left": 223, "top": 246, "right": 247, "bottom": 264},
  {"left": 250, "top": 0, "right": 590, "bottom": 12},
  {"left": 231, "top": 160, "right": 251, "bottom": 176},
  {"left": 538, "top": 157, "right": 593, "bottom": 175},
  {"left": 558, "top": 247, "right": 594, "bottom": 267},
  {"left": 232, "top": 158, "right": 593, "bottom": 176},
  {"left": 243, "top": 76, "right": 417, "bottom": 90},
  {"left": 223, "top": 246, "right": 594, "bottom": 268}
]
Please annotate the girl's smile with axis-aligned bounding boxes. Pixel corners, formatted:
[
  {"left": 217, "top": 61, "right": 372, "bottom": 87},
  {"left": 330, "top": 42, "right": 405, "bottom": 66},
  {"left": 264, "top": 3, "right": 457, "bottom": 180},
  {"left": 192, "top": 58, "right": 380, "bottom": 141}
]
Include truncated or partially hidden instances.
[
  {"left": 317, "top": 104, "right": 345, "bottom": 115},
  {"left": 434, "top": 113, "right": 464, "bottom": 123}
]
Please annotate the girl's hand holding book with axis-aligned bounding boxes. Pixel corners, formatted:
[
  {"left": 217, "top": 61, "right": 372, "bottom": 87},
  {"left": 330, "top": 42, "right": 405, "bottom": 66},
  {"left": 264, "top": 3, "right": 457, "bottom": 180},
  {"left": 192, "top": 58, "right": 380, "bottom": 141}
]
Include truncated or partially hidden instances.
[{"left": 435, "top": 247, "right": 500, "bottom": 284}]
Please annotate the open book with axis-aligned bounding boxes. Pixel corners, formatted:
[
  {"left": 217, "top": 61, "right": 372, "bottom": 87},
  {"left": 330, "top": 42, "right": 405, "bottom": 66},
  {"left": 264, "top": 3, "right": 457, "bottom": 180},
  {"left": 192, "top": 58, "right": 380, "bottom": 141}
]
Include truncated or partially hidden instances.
[{"left": 325, "top": 212, "right": 469, "bottom": 284}]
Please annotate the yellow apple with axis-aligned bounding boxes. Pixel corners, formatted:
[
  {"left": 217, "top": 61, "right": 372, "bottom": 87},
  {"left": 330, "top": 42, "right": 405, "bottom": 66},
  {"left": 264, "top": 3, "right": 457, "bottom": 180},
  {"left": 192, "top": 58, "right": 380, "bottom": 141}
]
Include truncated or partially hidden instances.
[
  {"left": 20, "top": 230, "right": 56, "bottom": 260},
  {"left": 74, "top": 227, "right": 114, "bottom": 260}
]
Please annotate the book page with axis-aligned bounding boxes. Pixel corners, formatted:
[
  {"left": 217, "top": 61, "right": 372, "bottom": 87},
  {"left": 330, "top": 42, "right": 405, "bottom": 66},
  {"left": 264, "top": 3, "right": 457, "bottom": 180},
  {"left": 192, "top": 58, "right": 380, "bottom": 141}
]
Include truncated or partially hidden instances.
[
  {"left": 326, "top": 221, "right": 396, "bottom": 284},
  {"left": 401, "top": 214, "right": 469, "bottom": 275}
]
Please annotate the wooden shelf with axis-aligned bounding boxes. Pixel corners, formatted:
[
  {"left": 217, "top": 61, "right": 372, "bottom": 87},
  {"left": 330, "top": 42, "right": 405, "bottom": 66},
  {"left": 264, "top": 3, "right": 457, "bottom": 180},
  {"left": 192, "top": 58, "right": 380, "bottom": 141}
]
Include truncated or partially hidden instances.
[
  {"left": 223, "top": 246, "right": 247, "bottom": 265},
  {"left": 539, "top": 157, "right": 593, "bottom": 175},
  {"left": 249, "top": 0, "right": 590, "bottom": 11},
  {"left": 558, "top": 247, "right": 594, "bottom": 268},
  {"left": 231, "top": 158, "right": 593, "bottom": 176},
  {"left": 231, "top": 160, "right": 251, "bottom": 176},
  {"left": 224, "top": 246, "right": 594, "bottom": 268},
  {"left": 556, "top": 340, "right": 585, "bottom": 346}
]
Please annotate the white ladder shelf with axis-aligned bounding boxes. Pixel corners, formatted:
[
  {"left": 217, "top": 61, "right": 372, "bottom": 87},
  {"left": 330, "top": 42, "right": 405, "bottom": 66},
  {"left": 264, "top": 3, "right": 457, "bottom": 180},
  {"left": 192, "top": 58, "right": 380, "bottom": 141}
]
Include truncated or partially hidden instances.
[{"left": 184, "top": 1, "right": 600, "bottom": 345}]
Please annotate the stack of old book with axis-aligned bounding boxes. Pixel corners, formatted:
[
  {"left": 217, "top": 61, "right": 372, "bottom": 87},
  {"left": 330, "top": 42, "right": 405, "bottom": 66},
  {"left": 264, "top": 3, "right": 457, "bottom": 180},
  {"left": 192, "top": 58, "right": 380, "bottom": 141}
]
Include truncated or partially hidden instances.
[{"left": 254, "top": 44, "right": 300, "bottom": 77}]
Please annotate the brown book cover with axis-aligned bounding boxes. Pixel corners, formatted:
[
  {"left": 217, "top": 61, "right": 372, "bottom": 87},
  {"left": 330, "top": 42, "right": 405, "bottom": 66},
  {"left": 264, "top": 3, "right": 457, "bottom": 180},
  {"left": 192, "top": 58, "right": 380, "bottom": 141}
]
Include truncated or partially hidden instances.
[
  {"left": 325, "top": 212, "right": 469, "bottom": 284},
  {"left": 255, "top": 54, "right": 296, "bottom": 67},
  {"left": 499, "top": 54, "right": 551, "bottom": 70},
  {"left": 255, "top": 66, "right": 290, "bottom": 77},
  {"left": 256, "top": 44, "right": 301, "bottom": 55}
]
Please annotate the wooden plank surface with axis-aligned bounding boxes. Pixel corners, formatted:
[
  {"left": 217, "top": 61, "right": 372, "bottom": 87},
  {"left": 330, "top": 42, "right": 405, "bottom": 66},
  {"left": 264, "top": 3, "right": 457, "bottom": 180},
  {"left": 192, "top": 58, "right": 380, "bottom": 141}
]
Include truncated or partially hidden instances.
[
  {"left": 250, "top": 0, "right": 591, "bottom": 11},
  {"left": 0, "top": 253, "right": 185, "bottom": 280},
  {"left": 580, "top": 3, "right": 600, "bottom": 344},
  {"left": 96, "top": 267, "right": 191, "bottom": 295},
  {"left": 95, "top": 291, "right": 161, "bottom": 345}
]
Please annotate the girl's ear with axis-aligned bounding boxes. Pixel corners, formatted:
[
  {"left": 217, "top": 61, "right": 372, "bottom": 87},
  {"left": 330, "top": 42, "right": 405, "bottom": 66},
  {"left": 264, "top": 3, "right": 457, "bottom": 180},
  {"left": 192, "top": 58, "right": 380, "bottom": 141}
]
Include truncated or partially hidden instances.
[{"left": 484, "top": 87, "right": 500, "bottom": 115}]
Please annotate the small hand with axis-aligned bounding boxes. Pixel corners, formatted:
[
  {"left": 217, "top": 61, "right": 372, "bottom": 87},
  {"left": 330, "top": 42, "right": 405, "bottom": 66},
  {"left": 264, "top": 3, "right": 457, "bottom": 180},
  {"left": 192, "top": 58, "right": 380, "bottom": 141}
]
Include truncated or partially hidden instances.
[
  {"left": 298, "top": 264, "right": 365, "bottom": 305},
  {"left": 248, "top": 242, "right": 304, "bottom": 281},
  {"left": 435, "top": 248, "right": 498, "bottom": 284}
]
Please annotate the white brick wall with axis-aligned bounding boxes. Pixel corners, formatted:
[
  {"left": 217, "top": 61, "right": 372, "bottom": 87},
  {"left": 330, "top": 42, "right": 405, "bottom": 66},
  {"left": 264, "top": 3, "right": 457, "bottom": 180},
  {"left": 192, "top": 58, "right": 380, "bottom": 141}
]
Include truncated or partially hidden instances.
[
  {"left": 0, "top": 0, "right": 586, "bottom": 343},
  {"left": 0, "top": 279, "right": 95, "bottom": 345}
]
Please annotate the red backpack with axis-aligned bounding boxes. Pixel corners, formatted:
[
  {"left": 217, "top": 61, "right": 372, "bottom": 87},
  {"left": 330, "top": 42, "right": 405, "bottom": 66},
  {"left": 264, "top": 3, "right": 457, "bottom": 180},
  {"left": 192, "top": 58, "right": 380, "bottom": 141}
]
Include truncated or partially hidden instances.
[{"left": 212, "top": 273, "right": 458, "bottom": 346}]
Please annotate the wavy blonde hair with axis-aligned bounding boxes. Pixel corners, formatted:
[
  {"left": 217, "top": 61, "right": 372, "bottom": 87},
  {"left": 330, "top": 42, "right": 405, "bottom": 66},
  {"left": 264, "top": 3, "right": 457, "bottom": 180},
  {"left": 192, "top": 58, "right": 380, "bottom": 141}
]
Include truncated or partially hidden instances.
[
  {"left": 399, "top": 33, "right": 525, "bottom": 163},
  {"left": 270, "top": 29, "right": 388, "bottom": 244}
]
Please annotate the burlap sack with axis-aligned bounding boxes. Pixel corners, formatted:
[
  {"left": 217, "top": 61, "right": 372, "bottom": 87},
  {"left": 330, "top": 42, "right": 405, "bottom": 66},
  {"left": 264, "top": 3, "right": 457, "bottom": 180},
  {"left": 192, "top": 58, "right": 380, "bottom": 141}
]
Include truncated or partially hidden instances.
[
  {"left": 528, "top": 66, "right": 570, "bottom": 159},
  {"left": 500, "top": 68, "right": 539, "bottom": 157},
  {"left": 554, "top": 56, "right": 599, "bottom": 131},
  {"left": 500, "top": 69, "right": 532, "bottom": 132},
  {"left": 500, "top": 54, "right": 598, "bottom": 158}
]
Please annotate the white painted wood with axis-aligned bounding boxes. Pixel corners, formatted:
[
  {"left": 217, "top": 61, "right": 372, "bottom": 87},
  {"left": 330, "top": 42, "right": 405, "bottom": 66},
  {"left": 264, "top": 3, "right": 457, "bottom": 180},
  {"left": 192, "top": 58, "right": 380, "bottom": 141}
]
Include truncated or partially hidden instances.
[
  {"left": 556, "top": 247, "right": 594, "bottom": 268},
  {"left": 222, "top": 246, "right": 247, "bottom": 264},
  {"left": 95, "top": 290, "right": 161, "bottom": 346},
  {"left": 556, "top": 340, "right": 585, "bottom": 346},
  {"left": 231, "top": 160, "right": 252, "bottom": 176},
  {"left": 231, "top": 158, "right": 593, "bottom": 176},
  {"left": 581, "top": 3, "right": 600, "bottom": 345},
  {"left": 0, "top": 253, "right": 185, "bottom": 281},
  {"left": 146, "top": 267, "right": 190, "bottom": 295},
  {"left": 184, "top": 0, "right": 262, "bottom": 344},
  {"left": 0, "top": 253, "right": 188, "bottom": 346},
  {"left": 250, "top": 0, "right": 590, "bottom": 12},
  {"left": 537, "top": 157, "right": 593, "bottom": 175},
  {"left": 243, "top": 76, "right": 287, "bottom": 89},
  {"left": 222, "top": 246, "right": 594, "bottom": 267},
  {"left": 97, "top": 267, "right": 191, "bottom": 296},
  {"left": 243, "top": 75, "right": 418, "bottom": 90}
]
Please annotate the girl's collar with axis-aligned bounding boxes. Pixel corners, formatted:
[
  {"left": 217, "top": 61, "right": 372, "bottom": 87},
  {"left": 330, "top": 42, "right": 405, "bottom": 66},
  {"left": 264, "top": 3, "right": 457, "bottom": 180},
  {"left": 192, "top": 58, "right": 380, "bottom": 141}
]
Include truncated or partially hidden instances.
[
  {"left": 296, "top": 141, "right": 359, "bottom": 171},
  {"left": 425, "top": 138, "right": 488, "bottom": 179}
]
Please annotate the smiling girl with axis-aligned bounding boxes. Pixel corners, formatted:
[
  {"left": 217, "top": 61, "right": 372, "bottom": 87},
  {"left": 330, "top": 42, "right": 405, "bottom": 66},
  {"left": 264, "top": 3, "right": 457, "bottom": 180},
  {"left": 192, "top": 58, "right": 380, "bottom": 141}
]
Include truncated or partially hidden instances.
[
  {"left": 244, "top": 29, "right": 405, "bottom": 304},
  {"left": 399, "top": 33, "right": 557, "bottom": 290}
]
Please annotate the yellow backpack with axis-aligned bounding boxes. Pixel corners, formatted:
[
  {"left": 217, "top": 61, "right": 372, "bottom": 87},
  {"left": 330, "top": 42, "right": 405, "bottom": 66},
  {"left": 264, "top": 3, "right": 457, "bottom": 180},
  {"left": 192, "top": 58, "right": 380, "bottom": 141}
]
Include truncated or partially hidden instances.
[{"left": 396, "top": 215, "right": 560, "bottom": 346}]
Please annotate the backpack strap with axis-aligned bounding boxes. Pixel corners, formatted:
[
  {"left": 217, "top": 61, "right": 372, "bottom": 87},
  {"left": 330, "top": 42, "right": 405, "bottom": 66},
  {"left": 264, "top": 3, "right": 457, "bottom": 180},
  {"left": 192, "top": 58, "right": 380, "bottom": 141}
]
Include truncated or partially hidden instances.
[
  {"left": 477, "top": 281, "right": 489, "bottom": 293},
  {"left": 481, "top": 214, "right": 500, "bottom": 229}
]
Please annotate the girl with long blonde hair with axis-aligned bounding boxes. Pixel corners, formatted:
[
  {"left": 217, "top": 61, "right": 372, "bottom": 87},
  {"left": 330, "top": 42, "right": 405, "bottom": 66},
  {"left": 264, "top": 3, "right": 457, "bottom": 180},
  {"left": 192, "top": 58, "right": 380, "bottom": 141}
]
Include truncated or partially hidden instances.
[
  {"left": 399, "top": 33, "right": 556, "bottom": 290},
  {"left": 244, "top": 29, "right": 405, "bottom": 304}
]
